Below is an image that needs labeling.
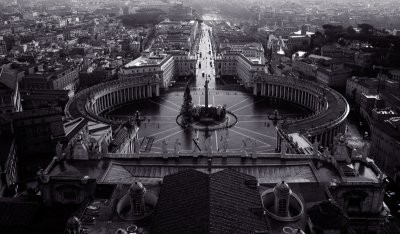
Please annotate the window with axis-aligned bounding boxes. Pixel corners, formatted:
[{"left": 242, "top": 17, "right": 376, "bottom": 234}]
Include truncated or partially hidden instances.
[{"left": 278, "top": 199, "right": 287, "bottom": 214}]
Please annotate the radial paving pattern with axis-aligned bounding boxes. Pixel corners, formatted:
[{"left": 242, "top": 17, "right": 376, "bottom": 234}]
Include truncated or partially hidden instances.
[{"left": 108, "top": 90, "right": 310, "bottom": 153}]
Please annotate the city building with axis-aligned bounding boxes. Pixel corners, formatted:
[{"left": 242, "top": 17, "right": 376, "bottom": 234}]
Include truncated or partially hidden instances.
[
  {"left": 154, "top": 19, "right": 199, "bottom": 53},
  {"left": 172, "top": 52, "right": 197, "bottom": 77},
  {"left": 79, "top": 67, "right": 116, "bottom": 88},
  {"left": 321, "top": 44, "right": 356, "bottom": 63},
  {"left": 306, "top": 55, "right": 352, "bottom": 88},
  {"left": 345, "top": 76, "right": 379, "bottom": 105},
  {"left": 0, "top": 134, "right": 17, "bottom": 196},
  {"left": 371, "top": 115, "right": 400, "bottom": 178},
  {"left": 20, "top": 63, "right": 79, "bottom": 96},
  {"left": 120, "top": 52, "right": 175, "bottom": 88},
  {"left": 0, "top": 66, "right": 23, "bottom": 114},
  {"left": 0, "top": 108, "right": 66, "bottom": 180},
  {"left": 287, "top": 35, "right": 310, "bottom": 52},
  {"left": 215, "top": 51, "right": 265, "bottom": 87},
  {"left": 120, "top": 51, "right": 196, "bottom": 88},
  {"left": 292, "top": 57, "right": 318, "bottom": 80},
  {"left": 20, "top": 89, "right": 70, "bottom": 110},
  {"left": 219, "top": 42, "right": 265, "bottom": 64},
  {"left": 0, "top": 37, "right": 7, "bottom": 54}
]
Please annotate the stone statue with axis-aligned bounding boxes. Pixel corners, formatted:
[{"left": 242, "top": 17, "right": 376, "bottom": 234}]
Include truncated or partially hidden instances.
[
  {"left": 332, "top": 134, "right": 350, "bottom": 162},
  {"left": 312, "top": 141, "right": 319, "bottom": 156},
  {"left": 281, "top": 142, "right": 287, "bottom": 156},
  {"left": 174, "top": 138, "right": 181, "bottom": 157},
  {"left": 362, "top": 142, "right": 371, "bottom": 159},
  {"left": 56, "top": 141, "right": 63, "bottom": 158},
  {"left": 251, "top": 139, "right": 257, "bottom": 158},
  {"left": 101, "top": 140, "right": 108, "bottom": 155},
  {"left": 277, "top": 120, "right": 282, "bottom": 129},
  {"left": 323, "top": 148, "right": 331, "bottom": 158},
  {"left": 351, "top": 148, "right": 358, "bottom": 158},
  {"left": 241, "top": 138, "right": 247, "bottom": 157},
  {"left": 133, "top": 138, "right": 139, "bottom": 155},
  {"left": 162, "top": 140, "right": 168, "bottom": 158}
]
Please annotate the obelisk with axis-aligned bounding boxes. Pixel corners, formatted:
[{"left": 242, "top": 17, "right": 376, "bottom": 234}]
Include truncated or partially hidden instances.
[{"left": 204, "top": 79, "right": 209, "bottom": 109}]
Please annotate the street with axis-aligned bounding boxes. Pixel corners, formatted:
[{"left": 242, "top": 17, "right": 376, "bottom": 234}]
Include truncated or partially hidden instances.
[{"left": 195, "top": 23, "right": 216, "bottom": 89}]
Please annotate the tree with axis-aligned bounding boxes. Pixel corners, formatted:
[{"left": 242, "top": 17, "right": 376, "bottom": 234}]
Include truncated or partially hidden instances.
[
  {"left": 338, "top": 38, "right": 346, "bottom": 46},
  {"left": 346, "top": 26, "right": 356, "bottom": 34},
  {"left": 358, "top": 23, "right": 375, "bottom": 35},
  {"left": 180, "top": 84, "right": 193, "bottom": 126}
]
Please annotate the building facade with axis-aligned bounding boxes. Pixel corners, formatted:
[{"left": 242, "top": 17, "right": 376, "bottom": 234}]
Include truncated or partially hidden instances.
[
  {"left": 119, "top": 53, "right": 175, "bottom": 88},
  {"left": 215, "top": 52, "right": 265, "bottom": 87},
  {"left": 20, "top": 63, "right": 79, "bottom": 95},
  {"left": 371, "top": 115, "right": 400, "bottom": 178}
]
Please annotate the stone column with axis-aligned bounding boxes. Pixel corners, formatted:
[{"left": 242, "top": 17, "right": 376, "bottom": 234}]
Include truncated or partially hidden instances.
[
  {"left": 156, "top": 84, "right": 160, "bottom": 96},
  {"left": 148, "top": 85, "right": 152, "bottom": 97},
  {"left": 110, "top": 93, "right": 114, "bottom": 106}
]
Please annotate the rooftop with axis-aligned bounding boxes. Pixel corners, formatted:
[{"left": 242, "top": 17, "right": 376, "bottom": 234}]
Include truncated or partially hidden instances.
[
  {"left": 308, "top": 54, "right": 332, "bottom": 61},
  {"left": 152, "top": 169, "right": 268, "bottom": 234},
  {"left": 123, "top": 54, "right": 170, "bottom": 68}
]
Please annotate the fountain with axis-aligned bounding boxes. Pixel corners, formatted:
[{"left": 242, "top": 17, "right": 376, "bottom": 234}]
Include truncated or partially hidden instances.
[
  {"left": 268, "top": 109, "right": 284, "bottom": 121},
  {"left": 176, "top": 81, "right": 237, "bottom": 131}
]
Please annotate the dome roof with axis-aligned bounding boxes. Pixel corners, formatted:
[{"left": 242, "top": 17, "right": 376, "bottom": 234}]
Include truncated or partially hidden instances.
[
  {"left": 66, "top": 216, "right": 81, "bottom": 230},
  {"left": 129, "top": 182, "right": 146, "bottom": 195}
]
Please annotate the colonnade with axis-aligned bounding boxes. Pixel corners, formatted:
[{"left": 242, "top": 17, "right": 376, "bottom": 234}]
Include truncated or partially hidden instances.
[
  {"left": 311, "top": 123, "right": 346, "bottom": 147},
  {"left": 254, "top": 82, "right": 326, "bottom": 113},
  {"left": 89, "top": 84, "right": 160, "bottom": 116},
  {"left": 254, "top": 80, "right": 349, "bottom": 147}
]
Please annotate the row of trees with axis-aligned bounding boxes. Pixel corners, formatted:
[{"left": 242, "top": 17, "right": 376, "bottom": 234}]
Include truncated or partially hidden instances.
[
  {"left": 320, "top": 24, "right": 400, "bottom": 68},
  {"left": 321, "top": 23, "right": 400, "bottom": 49}
]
